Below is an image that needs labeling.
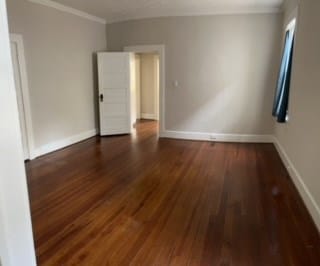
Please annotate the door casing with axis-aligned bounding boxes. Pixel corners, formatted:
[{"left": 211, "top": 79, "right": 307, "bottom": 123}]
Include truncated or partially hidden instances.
[{"left": 10, "top": 34, "right": 35, "bottom": 159}]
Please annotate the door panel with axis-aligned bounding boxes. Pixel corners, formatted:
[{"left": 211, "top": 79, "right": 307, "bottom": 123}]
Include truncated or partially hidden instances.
[
  {"left": 100, "top": 117, "right": 129, "bottom": 134},
  {"left": 103, "top": 103, "right": 127, "bottom": 116},
  {"left": 101, "top": 54, "right": 128, "bottom": 73},
  {"left": 104, "top": 89, "right": 127, "bottom": 103},
  {"left": 102, "top": 74, "right": 128, "bottom": 88},
  {"left": 98, "top": 53, "right": 132, "bottom": 136}
]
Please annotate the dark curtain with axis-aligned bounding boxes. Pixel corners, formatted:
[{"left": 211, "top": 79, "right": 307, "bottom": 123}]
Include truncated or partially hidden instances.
[{"left": 272, "top": 30, "right": 295, "bottom": 123}]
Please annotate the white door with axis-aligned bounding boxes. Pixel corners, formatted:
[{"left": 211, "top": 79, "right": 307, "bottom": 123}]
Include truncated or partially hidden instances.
[
  {"left": 10, "top": 41, "right": 29, "bottom": 159},
  {"left": 98, "top": 52, "right": 133, "bottom": 136}
]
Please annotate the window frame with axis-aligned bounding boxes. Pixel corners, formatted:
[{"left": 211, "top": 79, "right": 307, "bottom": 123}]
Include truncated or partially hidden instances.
[{"left": 273, "top": 18, "right": 296, "bottom": 123}]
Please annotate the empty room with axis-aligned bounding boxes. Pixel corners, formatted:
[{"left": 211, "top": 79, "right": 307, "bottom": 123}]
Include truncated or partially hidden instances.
[{"left": 1, "top": 0, "right": 320, "bottom": 265}]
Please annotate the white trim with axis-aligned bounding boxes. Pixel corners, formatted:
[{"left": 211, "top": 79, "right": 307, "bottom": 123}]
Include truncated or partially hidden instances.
[
  {"left": 34, "top": 128, "right": 98, "bottom": 157},
  {"left": 28, "top": 0, "right": 106, "bottom": 24},
  {"left": 154, "top": 54, "right": 160, "bottom": 120},
  {"left": 135, "top": 54, "right": 141, "bottom": 119},
  {"left": 124, "top": 45, "right": 165, "bottom": 133},
  {"left": 141, "top": 113, "right": 157, "bottom": 120},
  {"left": 107, "top": 6, "right": 282, "bottom": 24},
  {"left": 160, "top": 130, "right": 274, "bottom": 143},
  {"left": 10, "top": 34, "right": 36, "bottom": 160},
  {"left": 273, "top": 137, "right": 320, "bottom": 231},
  {"left": 286, "top": 18, "right": 296, "bottom": 32}
]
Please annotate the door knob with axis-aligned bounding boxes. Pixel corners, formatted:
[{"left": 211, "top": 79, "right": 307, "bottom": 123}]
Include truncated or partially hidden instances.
[{"left": 100, "top": 94, "right": 104, "bottom": 102}]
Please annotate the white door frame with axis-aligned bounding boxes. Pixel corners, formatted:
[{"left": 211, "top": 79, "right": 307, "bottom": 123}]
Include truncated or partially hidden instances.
[
  {"left": 124, "top": 45, "right": 165, "bottom": 135},
  {"left": 10, "top": 34, "right": 35, "bottom": 159}
]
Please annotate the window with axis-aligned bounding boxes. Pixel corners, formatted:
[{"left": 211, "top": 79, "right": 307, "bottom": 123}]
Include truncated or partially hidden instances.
[{"left": 272, "top": 19, "right": 296, "bottom": 123}]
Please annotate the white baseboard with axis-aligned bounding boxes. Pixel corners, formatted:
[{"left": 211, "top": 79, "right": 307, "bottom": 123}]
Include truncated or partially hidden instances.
[
  {"left": 141, "top": 113, "right": 157, "bottom": 120},
  {"left": 34, "top": 128, "right": 98, "bottom": 158},
  {"left": 273, "top": 137, "right": 320, "bottom": 231},
  {"left": 160, "top": 130, "right": 274, "bottom": 143}
]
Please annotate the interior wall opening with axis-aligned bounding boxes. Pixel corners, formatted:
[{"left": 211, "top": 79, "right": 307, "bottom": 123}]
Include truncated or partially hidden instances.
[{"left": 132, "top": 52, "right": 160, "bottom": 130}]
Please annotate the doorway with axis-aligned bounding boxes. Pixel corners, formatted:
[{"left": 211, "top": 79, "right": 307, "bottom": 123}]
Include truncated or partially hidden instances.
[
  {"left": 10, "top": 34, "right": 34, "bottom": 160},
  {"left": 134, "top": 53, "right": 159, "bottom": 122},
  {"left": 124, "top": 45, "right": 165, "bottom": 135}
]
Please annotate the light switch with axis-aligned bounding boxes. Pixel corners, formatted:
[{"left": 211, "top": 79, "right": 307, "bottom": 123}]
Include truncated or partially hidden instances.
[{"left": 173, "top": 80, "right": 179, "bottom": 87}]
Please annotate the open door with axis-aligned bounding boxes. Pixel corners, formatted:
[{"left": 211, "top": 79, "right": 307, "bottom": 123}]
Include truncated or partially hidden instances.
[{"left": 98, "top": 52, "right": 135, "bottom": 136}]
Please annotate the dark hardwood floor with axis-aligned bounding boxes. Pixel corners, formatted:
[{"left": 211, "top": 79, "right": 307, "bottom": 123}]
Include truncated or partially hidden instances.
[{"left": 26, "top": 120, "right": 320, "bottom": 265}]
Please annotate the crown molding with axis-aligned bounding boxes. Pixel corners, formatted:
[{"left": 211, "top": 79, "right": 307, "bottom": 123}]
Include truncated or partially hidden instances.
[
  {"left": 107, "top": 6, "right": 282, "bottom": 24},
  {"left": 27, "top": 0, "right": 281, "bottom": 25},
  {"left": 28, "top": 0, "right": 106, "bottom": 24}
]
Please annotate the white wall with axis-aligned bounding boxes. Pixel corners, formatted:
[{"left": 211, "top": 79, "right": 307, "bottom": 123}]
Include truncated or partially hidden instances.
[
  {"left": 107, "top": 14, "right": 282, "bottom": 135},
  {"left": 140, "top": 53, "right": 159, "bottom": 120},
  {"left": 274, "top": 0, "right": 320, "bottom": 230},
  {"left": 283, "top": 0, "right": 299, "bottom": 24},
  {"left": 282, "top": 0, "right": 298, "bottom": 27},
  {"left": 6, "top": 0, "right": 107, "bottom": 156},
  {"left": 0, "top": 0, "right": 36, "bottom": 265}
]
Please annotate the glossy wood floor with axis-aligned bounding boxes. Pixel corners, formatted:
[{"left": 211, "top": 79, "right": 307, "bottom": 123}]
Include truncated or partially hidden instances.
[{"left": 26, "top": 120, "right": 320, "bottom": 266}]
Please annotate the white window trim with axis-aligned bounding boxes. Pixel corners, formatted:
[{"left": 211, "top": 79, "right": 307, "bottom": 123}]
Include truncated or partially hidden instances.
[{"left": 286, "top": 18, "right": 296, "bottom": 33}]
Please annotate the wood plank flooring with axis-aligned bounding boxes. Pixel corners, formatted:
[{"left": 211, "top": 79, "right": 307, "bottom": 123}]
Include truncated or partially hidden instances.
[{"left": 26, "top": 120, "right": 320, "bottom": 265}]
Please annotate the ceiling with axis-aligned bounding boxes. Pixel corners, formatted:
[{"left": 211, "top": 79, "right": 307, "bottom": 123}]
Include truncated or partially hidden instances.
[{"left": 51, "top": 0, "right": 284, "bottom": 23}]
